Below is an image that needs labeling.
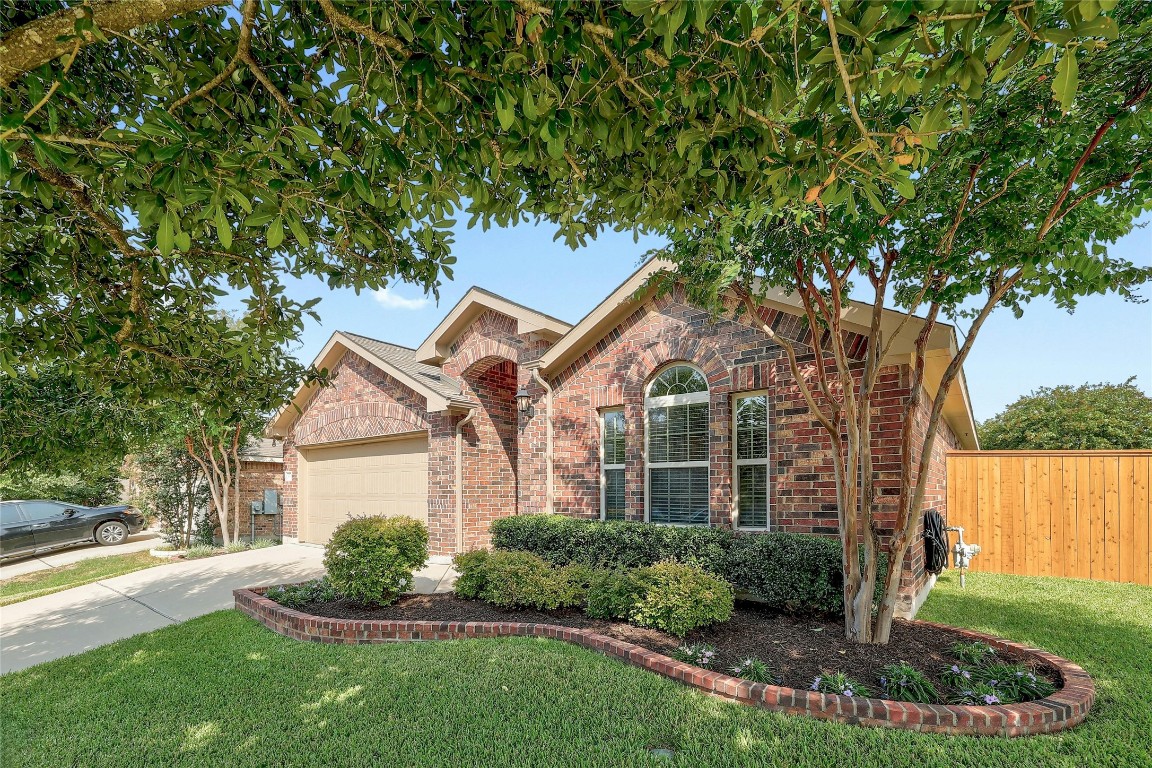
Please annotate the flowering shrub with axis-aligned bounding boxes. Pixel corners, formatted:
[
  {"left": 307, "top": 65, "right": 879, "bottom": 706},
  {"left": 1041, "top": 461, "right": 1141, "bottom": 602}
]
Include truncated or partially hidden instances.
[
  {"left": 948, "top": 682, "right": 1003, "bottom": 706},
  {"left": 972, "top": 664, "right": 1057, "bottom": 703},
  {"left": 728, "top": 656, "right": 780, "bottom": 684},
  {"left": 324, "top": 516, "right": 428, "bottom": 606},
  {"left": 950, "top": 640, "right": 998, "bottom": 666},
  {"left": 671, "top": 643, "right": 718, "bottom": 668},
  {"left": 265, "top": 578, "right": 341, "bottom": 610},
  {"left": 810, "top": 672, "right": 870, "bottom": 698},
  {"left": 878, "top": 662, "right": 940, "bottom": 704}
]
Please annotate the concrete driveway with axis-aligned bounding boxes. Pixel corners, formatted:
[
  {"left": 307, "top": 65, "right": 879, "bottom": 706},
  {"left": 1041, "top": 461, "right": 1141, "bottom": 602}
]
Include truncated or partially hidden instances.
[
  {"left": 0, "top": 543, "right": 326, "bottom": 674},
  {"left": 0, "top": 544, "right": 459, "bottom": 674},
  {"left": 0, "top": 529, "right": 163, "bottom": 580}
]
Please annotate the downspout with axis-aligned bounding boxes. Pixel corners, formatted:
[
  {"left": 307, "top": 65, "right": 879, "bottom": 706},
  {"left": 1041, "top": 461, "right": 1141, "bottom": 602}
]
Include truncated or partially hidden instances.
[
  {"left": 529, "top": 367, "right": 554, "bottom": 514},
  {"left": 455, "top": 407, "right": 476, "bottom": 553}
]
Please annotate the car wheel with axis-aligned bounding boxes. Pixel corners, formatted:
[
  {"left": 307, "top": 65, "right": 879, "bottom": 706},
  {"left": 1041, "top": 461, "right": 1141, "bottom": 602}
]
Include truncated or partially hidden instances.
[{"left": 96, "top": 521, "right": 129, "bottom": 546}]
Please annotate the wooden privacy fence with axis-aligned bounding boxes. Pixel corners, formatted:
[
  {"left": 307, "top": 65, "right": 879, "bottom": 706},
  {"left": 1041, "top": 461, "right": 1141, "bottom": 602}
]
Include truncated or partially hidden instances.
[{"left": 946, "top": 451, "right": 1152, "bottom": 586}]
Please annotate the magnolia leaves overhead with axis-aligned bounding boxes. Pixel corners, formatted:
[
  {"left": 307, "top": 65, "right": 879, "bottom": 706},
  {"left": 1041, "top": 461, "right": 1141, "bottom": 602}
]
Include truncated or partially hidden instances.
[{"left": 0, "top": 0, "right": 1136, "bottom": 407}]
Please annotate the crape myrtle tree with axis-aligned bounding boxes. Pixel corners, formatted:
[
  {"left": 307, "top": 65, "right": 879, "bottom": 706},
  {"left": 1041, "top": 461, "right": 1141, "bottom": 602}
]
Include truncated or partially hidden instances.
[
  {"left": 652, "top": 0, "right": 1152, "bottom": 642},
  {"left": 1, "top": 0, "right": 1114, "bottom": 402},
  {"left": 1, "top": 1, "right": 1147, "bottom": 638}
]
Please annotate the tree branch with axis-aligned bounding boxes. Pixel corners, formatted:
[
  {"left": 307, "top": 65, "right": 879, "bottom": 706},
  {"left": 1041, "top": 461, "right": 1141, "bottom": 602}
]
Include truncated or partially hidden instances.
[
  {"left": 0, "top": 0, "right": 224, "bottom": 88},
  {"left": 169, "top": 0, "right": 256, "bottom": 112},
  {"left": 821, "top": 0, "right": 883, "bottom": 166},
  {"left": 317, "top": 0, "right": 409, "bottom": 58}
]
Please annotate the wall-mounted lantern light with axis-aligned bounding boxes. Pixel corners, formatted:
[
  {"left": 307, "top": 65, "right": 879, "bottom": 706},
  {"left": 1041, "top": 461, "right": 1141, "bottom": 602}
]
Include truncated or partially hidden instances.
[{"left": 516, "top": 386, "right": 534, "bottom": 427}]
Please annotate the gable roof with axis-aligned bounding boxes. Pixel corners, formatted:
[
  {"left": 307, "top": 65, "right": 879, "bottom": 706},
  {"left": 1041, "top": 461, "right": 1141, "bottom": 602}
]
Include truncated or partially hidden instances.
[
  {"left": 241, "top": 437, "right": 284, "bottom": 464},
  {"left": 414, "top": 286, "right": 572, "bottom": 365},
  {"left": 533, "top": 258, "right": 979, "bottom": 449},
  {"left": 267, "top": 331, "right": 473, "bottom": 438}
]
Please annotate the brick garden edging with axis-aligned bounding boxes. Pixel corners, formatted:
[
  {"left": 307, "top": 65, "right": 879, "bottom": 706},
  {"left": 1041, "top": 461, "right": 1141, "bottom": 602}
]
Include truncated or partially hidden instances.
[{"left": 234, "top": 587, "right": 1093, "bottom": 737}]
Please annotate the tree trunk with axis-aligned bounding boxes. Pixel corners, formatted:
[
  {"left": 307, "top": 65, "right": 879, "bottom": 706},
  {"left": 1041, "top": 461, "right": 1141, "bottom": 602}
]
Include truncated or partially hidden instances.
[{"left": 0, "top": 0, "right": 223, "bottom": 87}]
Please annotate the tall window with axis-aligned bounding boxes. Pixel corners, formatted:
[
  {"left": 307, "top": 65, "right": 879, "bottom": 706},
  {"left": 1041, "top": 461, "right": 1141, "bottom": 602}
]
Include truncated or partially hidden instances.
[
  {"left": 601, "top": 409, "right": 626, "bottom": 521},
  {"left": 646, "top": 365, "right": 710, "bottom": 525},
  {"left": 735, "top": 393, "right": 770, "bottom": 529}
]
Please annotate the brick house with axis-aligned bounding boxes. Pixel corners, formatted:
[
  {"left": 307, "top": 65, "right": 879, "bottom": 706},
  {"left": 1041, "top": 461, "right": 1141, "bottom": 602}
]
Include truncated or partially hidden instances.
[{"left": 267, "top": 259, "right": 978, "bottom": 615}]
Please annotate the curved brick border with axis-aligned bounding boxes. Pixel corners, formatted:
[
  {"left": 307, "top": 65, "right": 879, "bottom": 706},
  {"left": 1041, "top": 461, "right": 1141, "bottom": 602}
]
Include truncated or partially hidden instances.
[{"left": 234, "top": 588, "right": 1093, "bottom": 737}]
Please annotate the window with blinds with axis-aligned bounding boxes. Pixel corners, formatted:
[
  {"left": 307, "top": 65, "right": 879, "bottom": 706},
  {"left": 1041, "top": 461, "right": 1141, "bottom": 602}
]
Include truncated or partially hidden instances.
[
  {"left": 601, "top": 408, "right": 626, "bottom": 521},
  {"left": 735, "top": 393, "right": 770, "bottom": 529},
  {"left": 646, "top": 365, "right": 710, "bottom": 526}
]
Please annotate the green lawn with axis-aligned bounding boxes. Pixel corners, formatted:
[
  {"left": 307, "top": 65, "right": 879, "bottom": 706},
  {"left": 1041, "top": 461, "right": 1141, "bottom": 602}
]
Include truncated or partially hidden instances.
[
  {"left": 0, "top": 551, "right": 166, "bottom": 606},
  {"left": 2, "top": 571, "right": 1149, "bottom": 767}
]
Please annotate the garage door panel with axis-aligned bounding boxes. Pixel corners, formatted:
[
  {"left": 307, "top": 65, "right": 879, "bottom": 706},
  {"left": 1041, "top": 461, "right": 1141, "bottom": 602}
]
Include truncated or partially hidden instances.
[{"left": 299, "top": 436, "right": 428, "bottom": 545}]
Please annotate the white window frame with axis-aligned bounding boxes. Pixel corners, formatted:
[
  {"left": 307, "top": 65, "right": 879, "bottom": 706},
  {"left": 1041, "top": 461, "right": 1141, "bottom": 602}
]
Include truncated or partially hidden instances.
[
  {"left": 600, "top": 407, "right": 626, "bottom": 521},
  {"left": 644, "top": 364, "right": 710, "bottom": 526},
  {"left": 733, "top": 390, "right": 771, "bottom": 530}
]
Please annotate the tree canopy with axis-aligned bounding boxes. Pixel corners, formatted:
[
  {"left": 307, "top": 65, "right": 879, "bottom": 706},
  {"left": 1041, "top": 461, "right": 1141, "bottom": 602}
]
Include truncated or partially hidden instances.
[
  {"left": 980, "top": 378, "right": 1152, "bottom": 450},
  {"left": 2, "top": 0, "right": 1134, "bottom": 404}
]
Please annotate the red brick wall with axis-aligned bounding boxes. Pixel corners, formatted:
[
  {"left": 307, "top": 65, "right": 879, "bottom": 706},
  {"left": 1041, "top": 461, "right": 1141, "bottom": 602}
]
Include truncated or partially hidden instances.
[
  {"left": 239, "top": 461, "right": 285, "bottom": 540},
  {"left": 459, "top": 358, "right": 518, "bottom": 549}
]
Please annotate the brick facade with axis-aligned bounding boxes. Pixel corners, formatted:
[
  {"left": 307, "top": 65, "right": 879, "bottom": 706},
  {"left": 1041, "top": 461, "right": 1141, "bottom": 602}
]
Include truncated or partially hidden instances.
[
  {"left": 277, "top": 282, "right": 963, "bottom": 608},
  {"left": 239, "top": 461, "right": 284, "bottom": 540}
]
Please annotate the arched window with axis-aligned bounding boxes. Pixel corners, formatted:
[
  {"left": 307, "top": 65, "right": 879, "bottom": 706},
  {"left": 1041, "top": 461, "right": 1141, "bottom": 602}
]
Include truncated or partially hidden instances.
[{"left": 646, "top": 364, "right": 710, "bottom": 525}]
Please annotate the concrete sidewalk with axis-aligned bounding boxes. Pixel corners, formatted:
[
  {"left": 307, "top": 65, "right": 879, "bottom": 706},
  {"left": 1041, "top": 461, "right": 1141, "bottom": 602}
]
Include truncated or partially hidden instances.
[
  {"left": 0, "top": 530, "right": 163, "bottom": 580},
  {"left": 0, "top": 544, "right": 457, "bottom": 674}
]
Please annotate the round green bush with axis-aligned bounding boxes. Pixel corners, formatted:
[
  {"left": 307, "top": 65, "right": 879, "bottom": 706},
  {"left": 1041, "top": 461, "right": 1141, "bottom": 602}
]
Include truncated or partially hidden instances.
[
  {"left": 323, "top": 516, "right": 428, "bottom": 606},
  {"left": 451, "top": 549, "right": 491, "bottom": 599},
  {"left": 584, "top": 569, "right": 642, "bottom": 620},
  {"left": 473, "top": 550, "right": 583, "bottom": 610},
  {"left": 628, "top": 561, "right": 734, "bottom": 637}
]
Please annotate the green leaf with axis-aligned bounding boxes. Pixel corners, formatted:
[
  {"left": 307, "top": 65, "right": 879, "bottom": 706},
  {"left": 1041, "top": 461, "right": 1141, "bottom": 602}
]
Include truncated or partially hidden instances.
[
  {"left": 267, "top": 216, "right": 285, "bottom": 249},
  {"left": 157, "top": 213, "right": 174, "bottom": 257},
  {"left": 1053, "top": 49, "right": 1078, "bottom": 112},
  {"left": 215, "top": 206, "right": 232, "bottom": 249},
  {"left": 495, "top": 90, "right": 516, "bottom": 131}
]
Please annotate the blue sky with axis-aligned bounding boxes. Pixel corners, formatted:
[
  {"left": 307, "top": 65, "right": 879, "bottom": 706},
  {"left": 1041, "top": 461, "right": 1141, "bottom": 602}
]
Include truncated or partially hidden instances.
[{"left": 255, "top": 218, "right": 1152, "bottom": 424}]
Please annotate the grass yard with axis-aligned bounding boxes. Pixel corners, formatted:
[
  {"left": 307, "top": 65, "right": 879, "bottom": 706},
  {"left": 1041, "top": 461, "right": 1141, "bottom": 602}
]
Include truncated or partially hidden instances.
[
  {"left": 0, "top": 551, "right": 166, "bottom": 606},
  {"left": 1, "top": 572, "right": 1148, "bottom": 768}
]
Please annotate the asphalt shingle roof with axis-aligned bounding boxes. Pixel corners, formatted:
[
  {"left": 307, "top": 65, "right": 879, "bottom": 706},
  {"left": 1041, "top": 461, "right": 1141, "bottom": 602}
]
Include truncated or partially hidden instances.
[
  {"left": 341, "top": 332, "right": 466, "bottom": 402},
  {"left": 242, "top": 438, "right": 284, "bottom": 463}
]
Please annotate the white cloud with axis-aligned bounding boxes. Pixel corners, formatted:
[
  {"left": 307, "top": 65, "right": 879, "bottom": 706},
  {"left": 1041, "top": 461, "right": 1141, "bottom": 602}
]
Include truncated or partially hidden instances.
[{"left": 372, "top": 287, "right": 430, "bottom": 310}]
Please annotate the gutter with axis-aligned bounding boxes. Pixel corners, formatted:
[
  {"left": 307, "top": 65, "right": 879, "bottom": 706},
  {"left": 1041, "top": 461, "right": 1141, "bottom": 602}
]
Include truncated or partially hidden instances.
[
  {"left": 528, "top": 366, "right": 555, "bottom": 514},
  {"left": 455, "top": 407, "right": 476, "bottom": 552}
]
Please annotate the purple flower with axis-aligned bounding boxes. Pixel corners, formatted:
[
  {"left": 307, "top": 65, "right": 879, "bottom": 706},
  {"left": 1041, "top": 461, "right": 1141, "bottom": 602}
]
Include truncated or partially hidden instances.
[
  {"left": 983, "top": 694, "right": 1000, "bottom": 705},
  {"left": 962, "top": 670, "right": 972, "bottom": 680},
  {"left": 950, "top": 665, "right": 961, "bottom": 673},
  {"left": 810, "top": 677, "right": 822, "bottom": 692},
  {"left": 843, "top": 689, "right": 854, "bottom": 697},
  {"left": 880, "top": 676, "right": 888, "bottom": 687}
]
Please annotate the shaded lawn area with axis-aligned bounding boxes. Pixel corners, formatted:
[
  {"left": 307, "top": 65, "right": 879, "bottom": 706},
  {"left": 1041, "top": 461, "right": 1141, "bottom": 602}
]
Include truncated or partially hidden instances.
[
  {"left": 0, "top": 551, "right": 166, "bottom": 606},
  {"left": 2, "top": 572, "right": 1149, "bottom": 767}
]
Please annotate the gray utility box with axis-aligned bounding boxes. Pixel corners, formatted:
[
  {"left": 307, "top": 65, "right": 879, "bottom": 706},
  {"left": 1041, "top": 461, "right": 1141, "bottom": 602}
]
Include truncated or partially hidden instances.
[{"left": 250, "top": 489, "right": 280, "bottom": 516}]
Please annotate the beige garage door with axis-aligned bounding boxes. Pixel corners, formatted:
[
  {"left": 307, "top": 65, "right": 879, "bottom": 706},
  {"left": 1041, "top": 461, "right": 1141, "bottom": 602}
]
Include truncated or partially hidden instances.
[{"left": 298, "top": 435, "right": 428, "bottom": 545}]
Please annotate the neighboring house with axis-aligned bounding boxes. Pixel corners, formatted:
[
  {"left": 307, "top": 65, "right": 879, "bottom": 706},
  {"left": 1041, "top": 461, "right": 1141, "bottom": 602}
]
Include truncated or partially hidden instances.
[
  {"left": 239, "top": 438, "right": 285, "bottom": 541},
  {"left": 267, "top": 259, "right": 978, "bottom": 615}
]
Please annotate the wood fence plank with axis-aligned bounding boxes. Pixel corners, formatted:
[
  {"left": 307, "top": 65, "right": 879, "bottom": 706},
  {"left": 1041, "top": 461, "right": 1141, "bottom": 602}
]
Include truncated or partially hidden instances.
[
  {"left": 1050, "top": 455, "right": 1065, "bottom": 578},
  {"left": 1140, "top": 457, "right": 1152, "bottom": 587},
  {"left": 1119, "top": 456, "right": 1135, "bottom": 584},
  {"left": 1090, "top": 456, "right": 1106, "bottom": 581},
  {"left": 1104, "top": 457, "right": 1120, "bottom": 582},
  {"left": 1075, "top": 455, "right": 1091, "bottom": 580}
]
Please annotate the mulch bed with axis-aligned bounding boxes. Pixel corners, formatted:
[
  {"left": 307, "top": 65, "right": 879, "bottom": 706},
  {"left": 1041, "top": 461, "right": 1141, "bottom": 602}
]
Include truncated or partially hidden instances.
[{"left": 298, "top": 594, "right": 1056, "bottom": 695}]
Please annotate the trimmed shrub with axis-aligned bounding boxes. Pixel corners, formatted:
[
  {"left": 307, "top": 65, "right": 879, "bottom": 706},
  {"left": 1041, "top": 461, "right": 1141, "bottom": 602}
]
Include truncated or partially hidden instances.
[
  {"left": 324, "top": 516, "right": 428, "bottom": 606},
  {"left": 451, "top": 549, "right": 491, "bottom": 599},
  {"left": 474, "top": 550, "right": 583, "bottom": 610},
  {"left": 265, "top": 578, "right": 341, "bottom": 610},
  {"left": 491, "top": 515, "right": 886, "bottom": 616},
  {"left": 490, "top": 515, "right": 733, "bottom": 572},
  {"left": 584, "top": 569, "right": 643, "bottom": 620},
  {"left": 628, "top": 561, "right": 734, "bottom": 637}
]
